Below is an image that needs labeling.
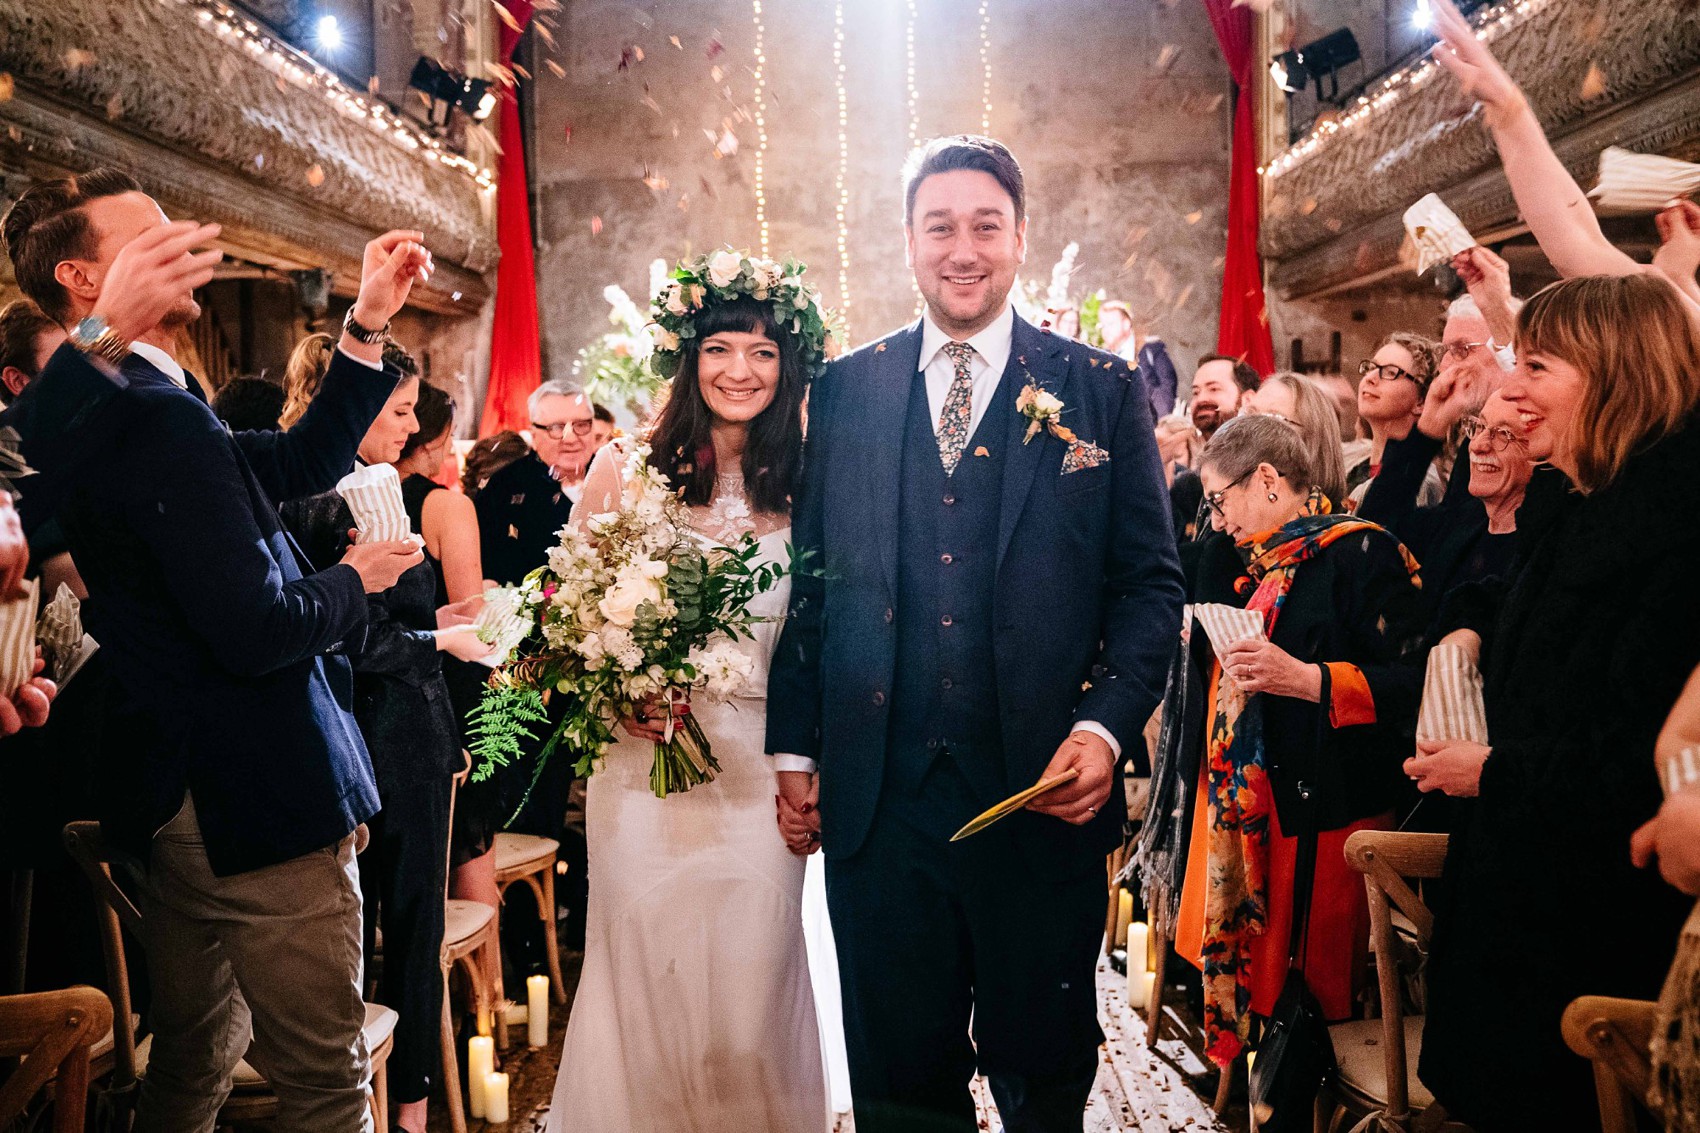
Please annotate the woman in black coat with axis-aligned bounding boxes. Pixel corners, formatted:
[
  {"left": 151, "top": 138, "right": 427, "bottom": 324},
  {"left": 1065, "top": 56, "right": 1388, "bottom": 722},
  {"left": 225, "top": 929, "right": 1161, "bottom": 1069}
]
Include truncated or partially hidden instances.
[
  {"left": 1415, "top": 275, "right": 1700, "bottom": 1132},
  {"left": 1170, "top": 414, "right": 1423, "bottom": 1067},
  {"left": 282, "top": 366, "right": 490, "bottom": 1133}
]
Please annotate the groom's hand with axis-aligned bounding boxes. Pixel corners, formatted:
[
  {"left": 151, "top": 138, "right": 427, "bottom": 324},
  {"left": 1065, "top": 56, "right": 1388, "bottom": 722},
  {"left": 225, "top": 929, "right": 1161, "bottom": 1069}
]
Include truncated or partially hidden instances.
[
  {"left": 1026, "top": 731, "right": 1117, "bottom": 825},
  {"left": 777, "top": 771, "right": 821, "bottom": 855}
]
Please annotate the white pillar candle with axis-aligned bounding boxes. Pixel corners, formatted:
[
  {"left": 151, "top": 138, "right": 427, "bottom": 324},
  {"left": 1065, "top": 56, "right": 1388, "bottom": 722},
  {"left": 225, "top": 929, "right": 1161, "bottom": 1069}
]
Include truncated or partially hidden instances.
[
  {"left": 527, "top": 974, "right": 549, "bottom": 1048},
  {"left": 1114, "top": 890, "right": 1133, "bottom": 948},
  {"left": 485, "top": 1070, "right": 510, "bottom": 1123},
  {"left": 1143, "top": 971, "right": 1156, "bottom": 1013},
  {"left": 1128, "top": 959, "right": 1146, "bottom": 1008},
  {"left": 468, "top": 1034, "right": 494, "bottom": 1118},
  {"left": 1128, "top": 921, "right": 1150, "bottom": 977}
]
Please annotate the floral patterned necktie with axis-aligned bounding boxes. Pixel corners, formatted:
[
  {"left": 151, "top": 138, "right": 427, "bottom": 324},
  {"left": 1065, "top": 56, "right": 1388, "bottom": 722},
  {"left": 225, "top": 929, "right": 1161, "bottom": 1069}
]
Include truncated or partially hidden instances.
[{"left": 937, "top": 341, "right": 977, "bottom": 474}]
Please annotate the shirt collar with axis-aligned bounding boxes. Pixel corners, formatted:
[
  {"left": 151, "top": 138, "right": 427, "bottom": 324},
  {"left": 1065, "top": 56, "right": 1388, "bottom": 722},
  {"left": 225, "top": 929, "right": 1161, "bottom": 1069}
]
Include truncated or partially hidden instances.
[
  {"left": 919, "top": 301, "right": 1015, "bottom": 378},
  {"left": 127, "top": 341, "right": 188, "bottom": 388}
]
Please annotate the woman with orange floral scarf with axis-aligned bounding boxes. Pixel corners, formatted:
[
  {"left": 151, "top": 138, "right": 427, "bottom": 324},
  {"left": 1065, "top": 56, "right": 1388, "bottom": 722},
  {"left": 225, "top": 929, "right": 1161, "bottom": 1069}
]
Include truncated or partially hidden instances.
[{"left": 1173, "top": 413, "right": 1424, "bottom": 1068}]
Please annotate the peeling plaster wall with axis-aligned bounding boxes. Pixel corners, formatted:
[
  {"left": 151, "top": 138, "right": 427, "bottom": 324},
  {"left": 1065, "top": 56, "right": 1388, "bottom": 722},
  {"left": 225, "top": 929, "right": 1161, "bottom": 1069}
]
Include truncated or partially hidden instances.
[{"left": 527, "top": 0, "right": 1233, "bottom": 382}]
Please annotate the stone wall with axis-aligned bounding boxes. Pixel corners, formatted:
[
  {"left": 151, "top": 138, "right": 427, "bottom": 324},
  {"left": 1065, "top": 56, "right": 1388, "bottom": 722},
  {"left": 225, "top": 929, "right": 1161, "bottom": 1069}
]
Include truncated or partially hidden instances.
[{"left": 527, "top": 0, "right": 1232, "bottom": 381}]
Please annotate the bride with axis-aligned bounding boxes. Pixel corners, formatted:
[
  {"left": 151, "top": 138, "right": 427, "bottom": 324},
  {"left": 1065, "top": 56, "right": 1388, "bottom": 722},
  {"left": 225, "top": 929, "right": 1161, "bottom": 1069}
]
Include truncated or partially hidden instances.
[{"left": 547, "top": 255, "right": 838, "bottom": 1132}]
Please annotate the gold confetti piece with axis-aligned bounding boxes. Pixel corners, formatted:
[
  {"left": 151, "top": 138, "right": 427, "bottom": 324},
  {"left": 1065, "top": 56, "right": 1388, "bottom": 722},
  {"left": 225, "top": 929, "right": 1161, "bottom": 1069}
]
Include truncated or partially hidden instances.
[
  {"left": 545, "top": 59, "right": 566, "bottom": 79},
  {"left": 1300, "top": 197, "right": 1319, "bottom": 215},
  {"left": 63, "top": 48, "right": 96, "bottom": 71},
  {"left": 670, "top": 36, "right": 683, "bottom": 49},
  {"left": 511, "top": 62, "right": 532, "bottom": 81},
  {"left": 0, "top": 73, "right": 12, "bottom": 101},
  {"left": 105, "top": 93, "right": 123, "bottom": 120},
  {"left": 533, "top": 22, "right": 556, "bottom": 49},
  {"left": 490, "top": 2, "right": 523, "bottom": 34},
  {"left": 634, "top": 46, "right": 645, "bottom": 62},
  {"left": 641, "top": 95, "right": 662, "bottom": 115},
  {"left": 1581, "top": 62, "right": 1607, "bottom": 100},
  {"left": 1184, "top": 210, "right": 1203, "bottom": 225},
  {"left": 642, "top": 171, "right": 669, "bottom": 191},
  {"left": 1175, "top": 283, "right": 1194, "bottom": 309},
  {"left": 305, "top": 164, "right": 325, "bottom": 187},
  {"left": 7, "top": 125, "right": 21, "bottom": 144},
  {"left": 590, "top": 216, "right": 603, "bottom": 235},
  {"left": 677, "top": 193, "right": 690, "bottom": 211},
  {"left": 1155, "top": 45, "right": 1181, "bottom": 72},
  {"left": 1089, "top": 358, "right": 1100, "bottom": 367},
  {"left": 710, "top": 65, "right": 724, "bottom": 83},
  {"left": 367, "top": 75, "right": 380, "bottom": 95},
  {"left": 974, "top": 446, "right": 990, "bottom": 457},
  {"left": 875, "top": 343, "right": 887, "bottom": 353}
]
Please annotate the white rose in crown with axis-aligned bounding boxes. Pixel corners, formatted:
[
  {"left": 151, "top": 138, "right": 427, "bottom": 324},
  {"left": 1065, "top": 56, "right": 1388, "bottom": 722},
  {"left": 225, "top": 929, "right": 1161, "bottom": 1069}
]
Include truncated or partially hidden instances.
[
  {"left": 707, "top": 250, "right": 744, "bottom": 289},
  {"left": 752, "top": 258, "right": 784, "bottom": 288},
  {"left": 663, "top": 283, "right": 689, "bottom": 316},
  {"left": 648, "top": 323, "right": 679, "bottom": 352},
  {"left": 599, "top": 575, "right": 662, "bottom": 628}
]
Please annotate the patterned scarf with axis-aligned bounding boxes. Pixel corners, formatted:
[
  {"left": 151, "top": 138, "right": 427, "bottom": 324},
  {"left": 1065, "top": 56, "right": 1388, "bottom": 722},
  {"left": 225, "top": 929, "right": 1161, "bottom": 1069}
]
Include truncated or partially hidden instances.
[{"left": 1198, "top": 494, "right": 1419, "bottom": 1066}]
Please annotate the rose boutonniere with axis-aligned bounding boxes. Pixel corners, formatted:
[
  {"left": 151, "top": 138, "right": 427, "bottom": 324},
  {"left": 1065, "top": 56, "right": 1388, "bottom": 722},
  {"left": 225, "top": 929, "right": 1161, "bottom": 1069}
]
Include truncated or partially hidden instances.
[{"left": 1016, "top": 384, "right": 1077, "bottom": 446}]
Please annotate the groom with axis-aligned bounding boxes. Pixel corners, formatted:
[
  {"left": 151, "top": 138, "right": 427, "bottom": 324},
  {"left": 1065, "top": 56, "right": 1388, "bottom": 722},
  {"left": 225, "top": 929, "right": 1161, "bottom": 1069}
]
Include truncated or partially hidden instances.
[{"left": 769, "top": 135, "right": 1185, "bottom": 1131}]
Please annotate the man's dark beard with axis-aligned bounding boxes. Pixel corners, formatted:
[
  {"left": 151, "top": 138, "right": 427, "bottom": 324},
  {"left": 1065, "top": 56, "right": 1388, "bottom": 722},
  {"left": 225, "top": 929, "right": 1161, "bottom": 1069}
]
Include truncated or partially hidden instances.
[{"left": 1192, "top": 406, "right": 1225, "bottom": 437}]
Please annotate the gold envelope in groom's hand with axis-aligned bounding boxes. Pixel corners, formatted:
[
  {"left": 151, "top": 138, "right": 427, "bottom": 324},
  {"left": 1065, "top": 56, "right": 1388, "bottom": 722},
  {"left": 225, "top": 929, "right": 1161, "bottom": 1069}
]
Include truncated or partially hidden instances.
[{"left": 949, "top": 769, "right": 1081, "bottom": 842}]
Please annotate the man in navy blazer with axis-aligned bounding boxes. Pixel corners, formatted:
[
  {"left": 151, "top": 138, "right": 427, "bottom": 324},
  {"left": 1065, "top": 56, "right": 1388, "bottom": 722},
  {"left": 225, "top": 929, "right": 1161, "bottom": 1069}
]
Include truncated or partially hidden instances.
[
  {"left": 768, "top": 137, "right": 1185, "bottom": 1131},
  {"left": 1, "top": 169, "right": 430, "bottom": 1132}
]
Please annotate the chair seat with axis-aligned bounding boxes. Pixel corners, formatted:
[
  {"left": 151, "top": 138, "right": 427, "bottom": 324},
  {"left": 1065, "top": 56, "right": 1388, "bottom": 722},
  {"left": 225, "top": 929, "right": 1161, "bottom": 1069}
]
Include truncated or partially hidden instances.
[
  {"left": 493, "top": 832, "right": 560, "bottom": 878},
  {"left": 1330, "top": 1015, "right": 1434, "bottom": 1111},
  {"left": 129, "top": 1002, "right": 399, "bottom": 1095},
  {"left": 445, "top": 898, "right": 496, "bottom": 951}
]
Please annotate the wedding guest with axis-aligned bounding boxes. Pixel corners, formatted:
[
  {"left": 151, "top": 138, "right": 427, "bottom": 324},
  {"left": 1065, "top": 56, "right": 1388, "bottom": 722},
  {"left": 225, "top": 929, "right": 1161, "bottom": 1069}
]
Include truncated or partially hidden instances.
[
  {"left": 1346, "top": 332, "right": 1442, "bottom": 508},
  {"left": 475, "top": 379, "right": 594, "bottom": 586},
  {"left": 1171, "top": 354, "right": 1262, "bottom": 545},
  {"left": 1045, "top": 305, "right": 1081, "bottom": 340},
  {"left": 591, "top": 401, "right": 615, "bottom": 452},
  {"left": 0, "top": 298, "right": 64, "bottom": 403},
  {"left": 210, "top": 376, "right": 285, "bottom": 432},
  {"left": 1239, "top": 371, "right": 1348, "bottom": 504},
  {"left": 1154, "top": 414, "right": 1201, "bottom": 490},
  {"left": 1173, "top": 413, "right": 1422, "bottom": 1067},
  {"left": 278, "top": 331, "right": 335, "bottom": 428},
  {"left": 460, "top": 430, "right": 529, "bottom": 500},
  {"left": 1136, "top": 334, "right": 1180, "bottom": 420},
  {"left": 0, "top": 167, "right": 429, "bottom": 1131},
  {"left": 1099, "top": 300, "right": 1137, "bottom": 359},
  {"left": 282, "top": 368, "right": 489, "bottom": 1133},
  {"left": 1418, "top": 274, "right": 1700, "bottom": 1133},
  {"left": 388, "top": 382, "right": 504, "bottom": 909}
]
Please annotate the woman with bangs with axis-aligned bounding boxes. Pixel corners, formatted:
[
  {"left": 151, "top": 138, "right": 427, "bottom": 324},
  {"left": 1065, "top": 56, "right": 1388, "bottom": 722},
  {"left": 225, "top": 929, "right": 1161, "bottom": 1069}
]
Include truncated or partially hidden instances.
[{"left": 1419, "top": 273, "right": 1700, "bottom": 1131}]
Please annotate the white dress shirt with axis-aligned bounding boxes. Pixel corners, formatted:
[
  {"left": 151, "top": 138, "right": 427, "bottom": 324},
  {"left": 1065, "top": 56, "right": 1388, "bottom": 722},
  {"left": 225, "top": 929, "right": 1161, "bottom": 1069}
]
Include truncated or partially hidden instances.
[{"left": 773, "top": 305, "right": 1121, "bottom": 777}]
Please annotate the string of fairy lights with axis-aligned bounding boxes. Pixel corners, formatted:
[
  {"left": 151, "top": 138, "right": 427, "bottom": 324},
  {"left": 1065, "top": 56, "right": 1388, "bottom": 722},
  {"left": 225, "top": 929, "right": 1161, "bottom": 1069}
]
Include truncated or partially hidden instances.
[
  {"left": 1263, "top": 0, "right": 1552, "bottom": 180},
  {"left": 905, "top": 0, "right": 921, "bottom": 152},
  {"left": 977, "top": 1, "right": 994, "bottom": 135},
  {"left": 832, "top": 0, "right": 853, "bottom": 334},
  {"left": 750, "top": 0, "right": 772, "bottom": 259},
  {"left": 177, "top": 0, "right": 494, "bottom": 190}
]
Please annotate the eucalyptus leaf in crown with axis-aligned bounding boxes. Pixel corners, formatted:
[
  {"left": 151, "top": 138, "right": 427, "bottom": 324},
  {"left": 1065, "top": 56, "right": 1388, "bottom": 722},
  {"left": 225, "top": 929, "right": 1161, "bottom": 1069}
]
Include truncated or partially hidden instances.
[{"left": 646, "top": 249, "right": 834, "bottom": 382}]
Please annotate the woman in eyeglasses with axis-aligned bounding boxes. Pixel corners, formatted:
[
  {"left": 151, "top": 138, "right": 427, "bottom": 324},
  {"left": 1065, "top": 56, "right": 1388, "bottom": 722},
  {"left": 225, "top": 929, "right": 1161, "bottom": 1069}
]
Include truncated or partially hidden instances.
[
  {"left": 1345, "top": 332, "right": 1442, "bottom": 509},
  {"left": 1169, "top": 413, "right": 1423, "bottom": 1069}
]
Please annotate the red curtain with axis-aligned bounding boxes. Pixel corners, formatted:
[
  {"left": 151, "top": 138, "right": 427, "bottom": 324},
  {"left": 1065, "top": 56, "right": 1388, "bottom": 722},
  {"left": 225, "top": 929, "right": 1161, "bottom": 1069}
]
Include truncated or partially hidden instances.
[
  {"left": 480, "top": 0, "right": 542, "bottom": 436},
  {"left": 1204, "top": 0, "right": 1277, "bottom": 376}
]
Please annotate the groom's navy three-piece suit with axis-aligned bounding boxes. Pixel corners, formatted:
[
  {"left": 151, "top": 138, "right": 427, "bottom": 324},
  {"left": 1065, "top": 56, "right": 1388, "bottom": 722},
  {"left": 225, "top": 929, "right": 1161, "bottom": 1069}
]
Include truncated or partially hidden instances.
[{"left": 768, "top": 312, "right": 1185, "bottom": 1131}]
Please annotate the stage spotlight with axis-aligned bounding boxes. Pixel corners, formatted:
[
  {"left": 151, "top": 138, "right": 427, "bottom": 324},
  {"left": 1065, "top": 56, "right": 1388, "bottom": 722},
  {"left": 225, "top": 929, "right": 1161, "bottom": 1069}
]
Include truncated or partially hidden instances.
[
  {"left": 314, "top": 13, "right": 343, "bottom": 53},
  {"left": 1269, "top": 28, "right": 1360, "bottom": 103},
  {"left": 1412, "top": 0, "right": 1434, "bottom": 30}
]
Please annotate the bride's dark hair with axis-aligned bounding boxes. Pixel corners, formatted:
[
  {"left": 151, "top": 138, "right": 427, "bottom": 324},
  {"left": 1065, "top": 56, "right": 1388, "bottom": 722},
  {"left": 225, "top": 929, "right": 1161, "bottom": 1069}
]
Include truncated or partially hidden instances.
[{"left": 644, "top": 295, "right": 805, "bottom": 514}]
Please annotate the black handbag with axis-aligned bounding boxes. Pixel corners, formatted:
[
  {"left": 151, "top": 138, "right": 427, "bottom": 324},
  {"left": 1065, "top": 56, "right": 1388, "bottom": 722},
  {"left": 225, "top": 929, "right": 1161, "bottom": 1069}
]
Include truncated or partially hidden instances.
[{"left": 1248, "top": 665, "right": 1339, "bottom": 1131}]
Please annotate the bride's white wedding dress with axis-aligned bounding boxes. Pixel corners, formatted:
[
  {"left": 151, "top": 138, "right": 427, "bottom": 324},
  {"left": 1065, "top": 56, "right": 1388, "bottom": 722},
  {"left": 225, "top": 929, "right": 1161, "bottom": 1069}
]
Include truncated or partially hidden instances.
[{"left": 547, "top": 451, "right": 839, "bottom": 1133}]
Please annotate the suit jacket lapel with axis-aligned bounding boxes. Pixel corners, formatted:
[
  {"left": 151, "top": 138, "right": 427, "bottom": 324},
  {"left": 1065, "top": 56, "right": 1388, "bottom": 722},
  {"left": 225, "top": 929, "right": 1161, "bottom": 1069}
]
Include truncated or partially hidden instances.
[
  {"left": 997, "top": 316, "right": 1066, "bottom": 573},
  {"left": 868, "top": 321, "right": 923, "bottom": 599}
]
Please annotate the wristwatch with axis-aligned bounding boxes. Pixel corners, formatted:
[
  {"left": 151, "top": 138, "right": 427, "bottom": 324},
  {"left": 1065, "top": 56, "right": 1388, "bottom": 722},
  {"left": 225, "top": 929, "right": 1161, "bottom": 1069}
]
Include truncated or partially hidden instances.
[
  {"left": 68, "top": 315, "right": 131, "bottom": 366},
  {"left": 342, "top": 306, "right": 390, "bottom": 346}
]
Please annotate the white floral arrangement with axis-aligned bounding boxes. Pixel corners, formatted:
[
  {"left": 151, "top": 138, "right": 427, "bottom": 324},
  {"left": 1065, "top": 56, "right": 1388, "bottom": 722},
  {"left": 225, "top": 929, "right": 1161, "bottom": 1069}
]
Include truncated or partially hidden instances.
[
  {"left": 573, "top": 259, "right": 668, "bottom": 417},
  {"left": 468, "top": 444, "right": 786, "bottom": 798}
]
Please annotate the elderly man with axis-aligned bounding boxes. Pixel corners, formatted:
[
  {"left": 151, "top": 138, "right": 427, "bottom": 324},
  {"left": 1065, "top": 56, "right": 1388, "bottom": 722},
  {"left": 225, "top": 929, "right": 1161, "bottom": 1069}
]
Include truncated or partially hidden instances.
[{"left": 474, "top": 378, "right": 595, "bottom": 586}]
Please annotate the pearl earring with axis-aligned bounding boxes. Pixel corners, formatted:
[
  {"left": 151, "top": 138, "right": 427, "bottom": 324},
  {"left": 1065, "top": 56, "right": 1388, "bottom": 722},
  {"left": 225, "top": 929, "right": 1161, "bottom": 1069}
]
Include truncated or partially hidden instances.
[{"left": 1267, "top": 491, "right": 1278, "bottom": 502}]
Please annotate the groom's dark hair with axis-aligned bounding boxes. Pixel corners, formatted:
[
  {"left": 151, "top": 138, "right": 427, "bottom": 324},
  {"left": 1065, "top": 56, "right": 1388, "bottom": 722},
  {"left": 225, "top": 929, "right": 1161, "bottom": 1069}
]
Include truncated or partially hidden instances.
[{"left": 902, "top": 135, "right": 1025, "bottom": 226}]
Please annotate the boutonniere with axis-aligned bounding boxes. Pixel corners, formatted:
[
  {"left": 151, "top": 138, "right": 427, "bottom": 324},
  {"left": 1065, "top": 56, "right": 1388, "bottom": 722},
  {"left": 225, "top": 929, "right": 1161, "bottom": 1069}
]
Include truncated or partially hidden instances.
[{"left": 1016, "top": 384, "right": 1076, "bottom": 446}]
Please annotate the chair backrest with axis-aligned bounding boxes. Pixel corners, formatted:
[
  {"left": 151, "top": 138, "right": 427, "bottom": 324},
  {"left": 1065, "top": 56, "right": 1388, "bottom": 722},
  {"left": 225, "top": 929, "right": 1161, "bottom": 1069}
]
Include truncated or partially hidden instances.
[
  {"left": 1561, "top": 995, "right": 1659, "bottom": 1133},
  {"left": 1343, "top": 829, "right": 1449, "bottom": 1125},
  {"left": 61, "top": 821, "right": 142, "bottom": 1088},
  {"left": 0, "top": 985, "right": 113, "bottom": 1131}
]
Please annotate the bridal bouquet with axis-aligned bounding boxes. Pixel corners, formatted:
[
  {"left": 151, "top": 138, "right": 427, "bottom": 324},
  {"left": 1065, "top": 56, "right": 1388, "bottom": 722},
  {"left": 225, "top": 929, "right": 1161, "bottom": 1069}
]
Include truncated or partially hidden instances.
[{"left": 467, "top": 443, "right": 787, "bottom": 798}]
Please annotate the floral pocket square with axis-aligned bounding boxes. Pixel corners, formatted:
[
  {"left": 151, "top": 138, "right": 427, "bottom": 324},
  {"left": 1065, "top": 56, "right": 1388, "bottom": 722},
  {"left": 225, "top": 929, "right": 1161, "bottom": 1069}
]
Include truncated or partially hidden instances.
[{"left": 1060, "top": 439, "right": 1110, "bottom": 475}]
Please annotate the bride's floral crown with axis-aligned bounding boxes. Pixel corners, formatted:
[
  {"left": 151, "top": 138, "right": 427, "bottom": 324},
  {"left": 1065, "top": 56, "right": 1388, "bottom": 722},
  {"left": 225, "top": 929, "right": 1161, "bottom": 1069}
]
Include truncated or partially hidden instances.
[{"left": 646, "top": 249, "right": 834, "bottom": 382}]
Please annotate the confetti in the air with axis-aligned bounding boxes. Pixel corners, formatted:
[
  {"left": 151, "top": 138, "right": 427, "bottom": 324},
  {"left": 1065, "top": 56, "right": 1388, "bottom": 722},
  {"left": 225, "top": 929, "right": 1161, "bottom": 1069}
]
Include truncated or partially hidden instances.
[
  {"left": 63, "top": 48, "right": 96, "bottom": 71},
  {"left": 591, "top": 216, "right": 604, "bottom": 236},
  {"left": 1184, "top": 210, "right": 1203, "bottom": 225},
  {"left": 306, "top": 164, "right": 326, "bottom": 187},
  {"left": 1581, "top": 62, "right": 1607, "bottom": 100},
  {"left": 105, "top": 93, "right": 123, "bottom": 120},
  {"left": 545, "top": 59, "right": 566, "bottom": 79},
  {"left": 669, "top": 36, "right": 683, "bottom": 49},
  {"left": 1155, "top": 45, "right": 1182, "bottom": 72},
  {"left": 0, "top": 73, "right": 12, "bottom": 102},
  {"left": 490, "top": 2, "right": 523, "bottom": 34},
  {"left": 706, "top": 36, "right": 725, "bottom": 60}
]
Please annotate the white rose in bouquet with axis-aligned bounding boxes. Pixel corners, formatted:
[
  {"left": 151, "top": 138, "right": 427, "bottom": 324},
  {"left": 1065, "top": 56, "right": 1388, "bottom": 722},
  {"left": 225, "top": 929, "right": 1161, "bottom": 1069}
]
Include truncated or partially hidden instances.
[
  {"left": 600, "top": 575, "right": 662, "bottom": 628},
  {"left": 687, "top": 641, "right": 756, "bottom": 700},
  {"left": 708, "top": 250, "right": 744, "bottom": 289}
]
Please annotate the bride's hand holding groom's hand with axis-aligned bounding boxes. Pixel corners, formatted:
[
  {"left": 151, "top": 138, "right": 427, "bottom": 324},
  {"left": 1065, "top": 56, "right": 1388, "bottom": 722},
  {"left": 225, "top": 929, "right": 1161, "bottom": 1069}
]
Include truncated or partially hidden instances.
[
  {"left": 777, "top": 771, "right": 821, "bottom": 856},
  {"left": 1025, "top": 731, "right": 1117, "bottom": 825}
]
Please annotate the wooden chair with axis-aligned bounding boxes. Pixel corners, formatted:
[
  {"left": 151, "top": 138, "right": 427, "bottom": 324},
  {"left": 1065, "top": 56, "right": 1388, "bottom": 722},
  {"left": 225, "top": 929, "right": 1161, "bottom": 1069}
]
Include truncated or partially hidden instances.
[
  {"left": 1319, "top": 830, "right": 1466, "bottom": 1133},
  {"left": 494, "top": 831, "right": 568, "bottom": 1006},
  {"left": 1562, "top": 995, "right": 1659, "bottom": 1133},
  {"left": 438, "top": 765, "right": 507, "bottom": 1133},
  {"left": 0, "top": 985, "right": 112, "bottom": 1131},
  {"left": 61, "top": 821, "right": 398, "bottom": 1131}
]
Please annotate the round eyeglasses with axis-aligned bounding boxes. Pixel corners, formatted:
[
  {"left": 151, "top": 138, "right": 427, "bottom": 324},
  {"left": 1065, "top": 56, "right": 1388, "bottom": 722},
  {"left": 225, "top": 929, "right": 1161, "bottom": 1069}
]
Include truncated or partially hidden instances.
[
  {"left": 1203, "top": 471, "right": 1253, "bottom": 518},
  {"left": 532, "top": 419, "right": 595, "bottom": 439},
  {"left": 1460, "top": 415, "right": 1527, "bottom": 452}
]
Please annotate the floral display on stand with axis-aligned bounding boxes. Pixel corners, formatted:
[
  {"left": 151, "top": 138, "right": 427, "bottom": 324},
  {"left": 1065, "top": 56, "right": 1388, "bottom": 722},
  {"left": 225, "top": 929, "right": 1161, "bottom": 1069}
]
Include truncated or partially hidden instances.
[{"left": 573, "top": 259, "right": 669, "bottom": 420}]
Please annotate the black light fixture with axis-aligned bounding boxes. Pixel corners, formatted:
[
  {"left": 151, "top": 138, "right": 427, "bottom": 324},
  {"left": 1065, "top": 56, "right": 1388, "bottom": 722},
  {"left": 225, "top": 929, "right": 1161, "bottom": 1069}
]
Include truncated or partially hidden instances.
[
  {"left": 409, "top": 56, "right": 498, "bottom": 128},
  {"left": 1269, "top": 28, "right": 1361, "bottom": 103}
]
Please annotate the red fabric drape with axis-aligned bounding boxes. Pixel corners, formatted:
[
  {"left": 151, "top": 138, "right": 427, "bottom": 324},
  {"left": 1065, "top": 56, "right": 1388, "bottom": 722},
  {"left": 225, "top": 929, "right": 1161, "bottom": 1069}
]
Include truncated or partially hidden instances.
[
  {"left": 480, "top": 0, "right": 542, "bottom": 436},
  {"left": 1204, "top": 0, "right": 1277, "bottom": 377}
]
